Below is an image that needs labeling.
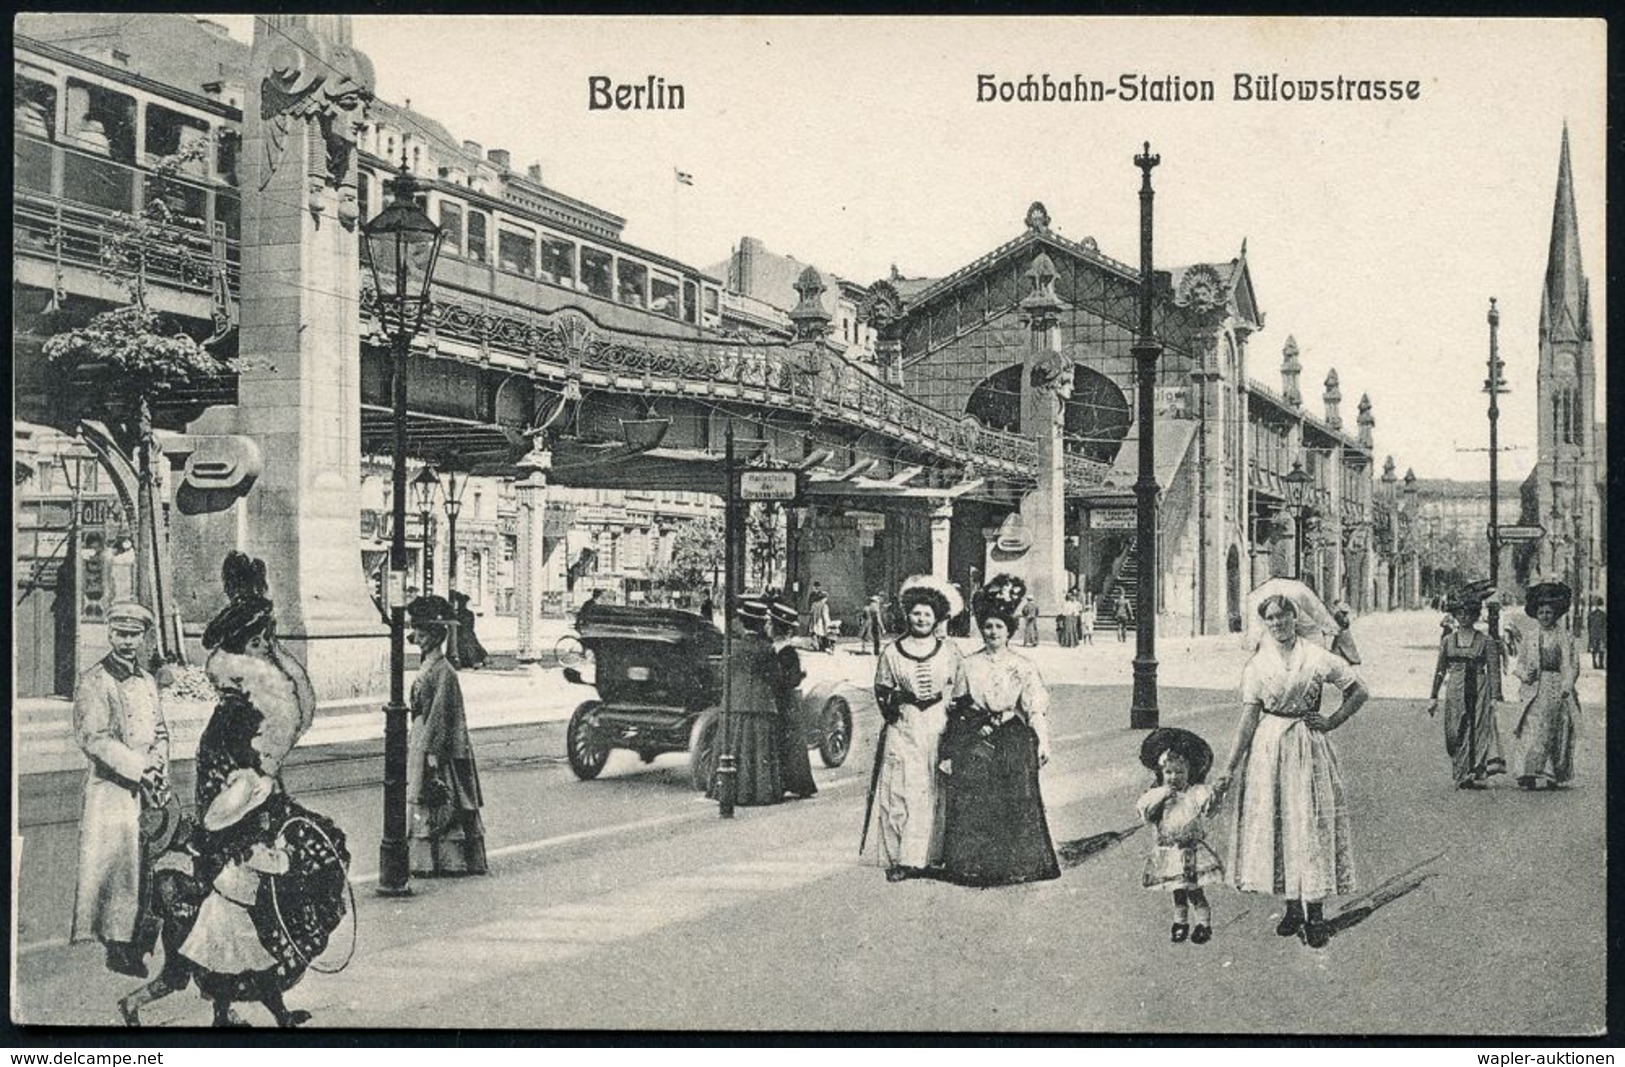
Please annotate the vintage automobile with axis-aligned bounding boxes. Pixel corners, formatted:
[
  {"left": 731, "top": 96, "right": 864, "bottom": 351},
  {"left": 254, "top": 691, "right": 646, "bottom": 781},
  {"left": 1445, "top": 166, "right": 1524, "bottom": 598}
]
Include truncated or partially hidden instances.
[{"left": 559, "top": 604, "right": 854, "bottom": 788}]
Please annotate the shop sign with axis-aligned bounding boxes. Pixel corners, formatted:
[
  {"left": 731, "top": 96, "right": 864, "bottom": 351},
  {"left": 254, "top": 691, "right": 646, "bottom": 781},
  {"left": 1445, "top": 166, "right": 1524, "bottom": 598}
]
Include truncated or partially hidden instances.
[{"left": 1088, "top": 508, "right": 1137, "bottom": 530}]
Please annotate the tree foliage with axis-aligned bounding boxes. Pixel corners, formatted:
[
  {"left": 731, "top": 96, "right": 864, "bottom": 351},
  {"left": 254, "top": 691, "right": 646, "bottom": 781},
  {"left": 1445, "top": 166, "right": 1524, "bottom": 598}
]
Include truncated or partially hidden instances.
[{"left": 657, "top": 515, "right": 725, "bottom": 592}]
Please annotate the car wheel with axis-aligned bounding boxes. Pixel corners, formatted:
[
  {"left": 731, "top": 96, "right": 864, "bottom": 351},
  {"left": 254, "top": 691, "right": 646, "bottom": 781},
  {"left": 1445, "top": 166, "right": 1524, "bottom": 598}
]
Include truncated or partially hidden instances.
[
  {"left": 689, "top": 709, "right": 721, "bottom": 792},
  {"left": 818, "top": 696, "right": 852, "bottom": 768},
  {"left": 566, "top": 700, "right": 610, "bottom": 780}
]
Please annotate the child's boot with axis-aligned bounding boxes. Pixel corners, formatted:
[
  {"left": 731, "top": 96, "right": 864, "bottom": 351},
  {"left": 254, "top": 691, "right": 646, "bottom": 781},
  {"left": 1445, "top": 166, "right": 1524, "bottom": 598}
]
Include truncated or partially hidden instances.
[
  {"left": 1304, "top": 901, "right": 1331, "bottom": 948},
  {"left": 1276, "top": 899, "right": 1305, "bottom": 937}
]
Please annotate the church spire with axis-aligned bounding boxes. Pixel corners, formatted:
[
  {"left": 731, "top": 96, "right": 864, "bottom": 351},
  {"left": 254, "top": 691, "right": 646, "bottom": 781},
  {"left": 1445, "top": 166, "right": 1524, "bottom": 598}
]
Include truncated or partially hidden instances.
[{"left": 1543, "top": 123, "right": 1587, "bottom": 344}]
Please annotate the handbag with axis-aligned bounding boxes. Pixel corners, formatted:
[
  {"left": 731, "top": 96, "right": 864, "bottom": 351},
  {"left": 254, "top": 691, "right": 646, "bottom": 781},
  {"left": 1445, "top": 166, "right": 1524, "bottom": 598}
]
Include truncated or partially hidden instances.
[{"left": 418, "top": 774, "right": 451, "bottom": 809}]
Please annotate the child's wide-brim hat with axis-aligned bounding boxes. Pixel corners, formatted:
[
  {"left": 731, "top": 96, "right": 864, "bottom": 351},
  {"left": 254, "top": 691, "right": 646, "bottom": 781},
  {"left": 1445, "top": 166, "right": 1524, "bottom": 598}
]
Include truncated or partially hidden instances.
[
  {"left": 202, "top": 768, "right": 276, "bottom": 832},
  {"left": 1138, "top": 727, "right": 1213, "bottom": 783}
]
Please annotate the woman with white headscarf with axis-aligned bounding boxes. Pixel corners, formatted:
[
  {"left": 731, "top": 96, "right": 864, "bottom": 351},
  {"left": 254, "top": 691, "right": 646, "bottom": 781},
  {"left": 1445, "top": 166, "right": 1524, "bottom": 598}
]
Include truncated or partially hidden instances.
[{"left": 1212, "top": 581, "right": 1369, "bottom": 949}]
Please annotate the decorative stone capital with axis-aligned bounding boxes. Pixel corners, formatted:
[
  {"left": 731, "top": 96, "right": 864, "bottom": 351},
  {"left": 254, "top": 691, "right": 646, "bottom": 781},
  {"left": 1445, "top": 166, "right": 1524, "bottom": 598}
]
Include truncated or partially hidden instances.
[
  {"left": 1020, "top": 251, "right": 1063, "bottom": 328},
  {"left": 788, "top": 265, "right": 832, "bottom": 341}
]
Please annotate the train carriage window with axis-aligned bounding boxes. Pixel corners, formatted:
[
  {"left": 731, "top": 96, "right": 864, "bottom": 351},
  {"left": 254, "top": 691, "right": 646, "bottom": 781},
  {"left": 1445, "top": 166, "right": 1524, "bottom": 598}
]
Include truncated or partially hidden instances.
[
  {"left": 617, "top": 259, "right": 648, "bottom": 309},
  {"left": 215, "top": 128, "right": 240, "bottom": 188},
  {"left": 213, "top": 191, "right": 240, "bottom": 242},
  {"left": 683, "top": 280, "right": 699, "bottom": 325},
  {"left": 704, "top": 287, "right": 720, "bottom": 318},
  {"left": 144, "top": 104, "right": 210, "bottom": 176},
  {"left": 15, "top": 75, "right": 57, "bottom": 193},
  {"left": 65, "top": 78, "right": 136, "bottom": 162},
  {"left": 15, "top": 74, "right": 57, "bottom": 140},
  {"left": 438, "top": 200, "right": 464, "bottom": 257},
  {"left": 650, "top": 273, "right": 680, "bottom": 318},
  {"left": 580, "top": 247, "right": 613, "bottom": 299},
  {"left": 541, "top": 236, "right": 575, "bottom": 286},
  {"left": 466, "top": 210, "right": 488, "bottom": 264},
  {"left": 498, "top": 225, "right": 536, "bottom": 276},
  {"left": 145, "top": 174, "right": 208, "bottom": 229}
]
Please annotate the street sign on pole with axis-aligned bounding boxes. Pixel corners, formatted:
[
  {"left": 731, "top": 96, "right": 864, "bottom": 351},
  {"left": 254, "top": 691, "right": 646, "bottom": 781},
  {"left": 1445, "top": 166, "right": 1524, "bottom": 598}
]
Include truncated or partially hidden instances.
[
  {"left": 738, "top": 470, "right": 800, "bottom": 503},
  {"left": 1495, "top": 524, "right": 1545, "bottom": 543}
]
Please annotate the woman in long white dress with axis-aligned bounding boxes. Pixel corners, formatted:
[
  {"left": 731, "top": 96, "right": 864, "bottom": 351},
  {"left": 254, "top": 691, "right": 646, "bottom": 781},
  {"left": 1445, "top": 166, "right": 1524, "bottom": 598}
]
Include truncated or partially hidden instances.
[
  {"left": 1213, "top": 590, "right": 1369, "bottom": 949},
  {"left": 1512, "top": 581, "right": 1580, "bottom": 790},
  {"left": 862, "top": 576, "right": 963, "bottom": 882}
]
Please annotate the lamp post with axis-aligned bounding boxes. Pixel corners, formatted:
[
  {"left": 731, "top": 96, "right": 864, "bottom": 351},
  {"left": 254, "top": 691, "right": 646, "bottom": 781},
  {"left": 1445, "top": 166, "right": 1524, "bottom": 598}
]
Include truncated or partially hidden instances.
[
  {"left": 1282, "top": 458, "right": 1312, "bottom": 581},
  {"left": 412, "top": 464, "right": 438, "bottom": 597},
  {"left": 1402, "top": 468, "right": 1418, "bottom": 608},
  {"left": 361, "top": 162, "right": 445, "bottom": 897},
  {"left": 441, "top": 468, "right": 466, "bottom": 594},
  {"left": 1483, "top": 297, "right": 1508, "bottom": 643},
  {"left": 1129, "top": 141, "right": 1162, "bottom": 731},
  {"left": 715, "top": 421, "right": 738, "bottom": 817}
]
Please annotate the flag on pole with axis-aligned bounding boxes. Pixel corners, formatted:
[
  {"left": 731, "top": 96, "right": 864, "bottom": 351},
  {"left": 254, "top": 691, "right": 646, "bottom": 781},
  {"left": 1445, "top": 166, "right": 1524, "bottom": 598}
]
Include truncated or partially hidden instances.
[{"left": 674, "top": 168, "right": 694, "bottom": 186}]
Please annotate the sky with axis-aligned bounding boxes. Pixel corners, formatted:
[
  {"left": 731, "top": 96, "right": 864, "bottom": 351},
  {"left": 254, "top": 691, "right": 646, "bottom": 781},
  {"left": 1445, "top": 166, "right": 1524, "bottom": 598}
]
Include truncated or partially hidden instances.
[{"left": 206, "top": 15, "right": 1606, "bottom": 483}]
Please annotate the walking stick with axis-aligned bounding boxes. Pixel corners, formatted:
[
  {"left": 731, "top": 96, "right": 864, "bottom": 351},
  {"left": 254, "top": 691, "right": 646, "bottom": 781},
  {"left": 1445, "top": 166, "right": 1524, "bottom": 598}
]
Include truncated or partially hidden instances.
[{"left": 858, "top": 716, "right": 889, "bottom": 856}]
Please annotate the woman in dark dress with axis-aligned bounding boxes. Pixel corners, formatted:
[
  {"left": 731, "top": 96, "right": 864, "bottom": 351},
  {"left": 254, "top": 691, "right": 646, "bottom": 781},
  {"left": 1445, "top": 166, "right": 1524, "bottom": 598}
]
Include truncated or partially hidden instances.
[
  {"left": 172, "top": 554, "right": 350, "bottom": 1027},
  {"left": 715, "top": 598, "right": 784, "bottom": 805},
  {"left": 407, "top": 595, "right": 488, "bottom": 875},
  {"left": 938, "top": 574, "right": 1060, "bottom": 887},
  {"left": 770, "top": 601, "right": 818, "bottom": 799},
  {"left": 1427, "top": 589, "right": 1506, "bottom": 789}
]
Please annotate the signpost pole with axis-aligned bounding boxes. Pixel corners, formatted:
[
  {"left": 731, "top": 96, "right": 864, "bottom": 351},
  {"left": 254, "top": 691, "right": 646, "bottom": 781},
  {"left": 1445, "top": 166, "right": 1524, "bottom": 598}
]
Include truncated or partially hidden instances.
[
  {"left": 716, "top": 421, "right": 738, "bottom": 818},
  {"left": 1485, "top": 298, "right": 1505, "bottom": 645}
]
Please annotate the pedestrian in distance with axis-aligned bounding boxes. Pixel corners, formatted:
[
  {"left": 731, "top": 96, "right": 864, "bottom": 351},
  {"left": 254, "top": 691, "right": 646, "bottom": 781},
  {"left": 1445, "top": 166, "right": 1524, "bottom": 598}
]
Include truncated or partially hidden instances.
[
  {"left": 1137, "top": 728, "right": 1224, "bottom": 944},
  {"left": 1212, "top": 586, "right": 1369, "bottom": 949},
  {"left": 1512, "top": 581, "right": 1581, "bottom": 791},
  {"left": 447, "top": 589, "right": 489, "bottom": 670},
  {"left": 1078, "top": 600, "right": 1095, "bottom": 645},
  {"left": 1330, "top": 601, "right": 1361, "bottom": 666},
  {"left": 71, "top": 601, "right": 171, "bottom": 981},
  {"left": 808, "top": 583, "right": 833, "bottom": 653},
  {"left": 699, "top": 591, "right": 715, "bottom": 623},
  {"left": 1020, "top": 594, "right": 1041, "bottom": 647},
  {"left": 1115, "top": 591, "right": 1132, "bottom": 643},
  {"left": 1427, "top": 589, "right": 1507, "bottom": 790},
  {"left": 407, "top": 595, "right": 488, "bottom": 875},
  {"left": 862, "top": 575, "right": 964, "bottom": 882},
  {"left": 1586, "top": 596, "right": 1605, "bottom": 670},
  {"left": 937, "top": 573, "right": 1059, "bottom": 887},
  {"left": 858, "top": 594, "right": 885, "bottom": 656}
]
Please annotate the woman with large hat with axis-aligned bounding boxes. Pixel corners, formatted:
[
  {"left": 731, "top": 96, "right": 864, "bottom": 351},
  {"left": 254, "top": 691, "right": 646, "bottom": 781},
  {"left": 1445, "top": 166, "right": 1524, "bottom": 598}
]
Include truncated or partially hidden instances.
[
  {"left": 1512, "top": 581, "right": 1581, "bottom": 790},
  {"left": 714, "top": 596, "right": 785, "bottom": 805},
  {"left": 173, "top": 552, "right": 350, "bottom": 1026},
  {"left": 1213, "top": 581, "right": 1369, "bottom": 948},
  {"left": 863, "top": 575, "right": 964, "bottom": 881},
  {"left": 406, "top": 594, "right": 488, "bottom": 874},
  {"left": 937, "top": 573, "right": 1059, "bottom": 887},
  {"left": 1427, "top": 586, "right": 1507, "bottom": 789}
]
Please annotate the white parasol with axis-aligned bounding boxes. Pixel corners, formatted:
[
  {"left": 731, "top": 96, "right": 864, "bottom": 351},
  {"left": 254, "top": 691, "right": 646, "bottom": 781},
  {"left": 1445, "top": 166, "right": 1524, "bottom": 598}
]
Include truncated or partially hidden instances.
[{"left": 1240, "top": 577, "right": 1339, "bottom": 651}]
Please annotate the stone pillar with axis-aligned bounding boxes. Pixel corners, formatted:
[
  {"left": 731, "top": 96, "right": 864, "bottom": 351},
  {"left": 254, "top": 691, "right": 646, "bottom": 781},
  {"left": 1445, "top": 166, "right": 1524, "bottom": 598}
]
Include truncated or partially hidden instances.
[
  {"left": 930, "top": 505, "right": 953, "bottom": 582},
  {"left": 1017, "top": 252, "right": 1070, "bottom": 614},
  {"left": 223, "top": 16, "right": 382, "bottom": 698},
  {"left": 514, "top": 468, "right": 548, "bottom": 660},
  {"left": 1328, "top": 442, "right": 1346, "bottom": 601}
]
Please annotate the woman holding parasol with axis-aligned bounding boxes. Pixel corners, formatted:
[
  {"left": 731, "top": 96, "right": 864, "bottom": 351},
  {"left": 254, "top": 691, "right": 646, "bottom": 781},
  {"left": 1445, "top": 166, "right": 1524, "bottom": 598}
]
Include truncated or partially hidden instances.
[{"left": 1213, "top": 578, "right": 1369, "bottom": 949}]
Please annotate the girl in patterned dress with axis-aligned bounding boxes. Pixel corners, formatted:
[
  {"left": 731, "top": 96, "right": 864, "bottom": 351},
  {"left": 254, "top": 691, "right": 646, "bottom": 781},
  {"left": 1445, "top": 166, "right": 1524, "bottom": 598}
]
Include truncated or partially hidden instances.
[{"left": 1136, "top": 728, "right": 1223, "bottom": 944}]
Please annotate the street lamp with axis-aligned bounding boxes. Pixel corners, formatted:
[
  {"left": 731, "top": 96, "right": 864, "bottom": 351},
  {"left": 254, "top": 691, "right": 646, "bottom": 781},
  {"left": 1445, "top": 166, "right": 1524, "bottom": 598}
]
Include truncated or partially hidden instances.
[
  {"left": 361, "top": 162, "right": 445, "bottom": 897},
  {"left": 440, "top": 468, "right": 467, "bottom": 594},
  {"left": 412, "top": 464, "right": 439, "bottom": 597},
  {"left": 1129, "top": 141, "right": 1162, "bottom": 731},
  {"left": 1282, "top": 458, "right": 1312, "bottom": 581},
  {"left": 1402, "top": 467, "right": 1418, "bottom": 608},
  {"left": 1483, "top": 297, "right": 1509, "bottom": 643}
]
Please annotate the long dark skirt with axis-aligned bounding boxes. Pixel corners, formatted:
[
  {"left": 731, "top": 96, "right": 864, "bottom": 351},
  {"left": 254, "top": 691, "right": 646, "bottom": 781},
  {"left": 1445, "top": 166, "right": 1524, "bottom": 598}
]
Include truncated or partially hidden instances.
[
  {"left": 732, "top": 713, "right": 784, "bottom": 806},
  {"left": 939, "top": 717, "right": 1060, "bottom": 886},
  {"left": 777, "top": 709, "right": 818, "bottom": 798}
]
